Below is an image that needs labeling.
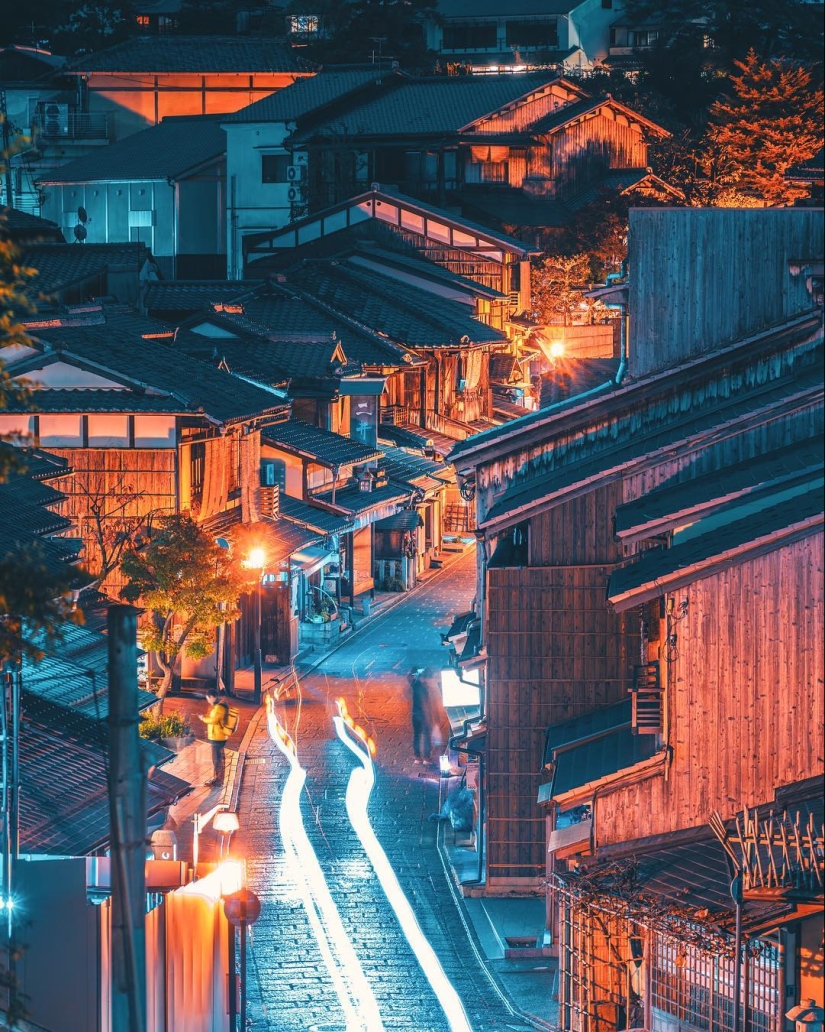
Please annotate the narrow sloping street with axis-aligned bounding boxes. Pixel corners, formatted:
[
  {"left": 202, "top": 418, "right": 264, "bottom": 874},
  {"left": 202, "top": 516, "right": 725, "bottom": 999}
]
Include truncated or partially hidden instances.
[{"left": 234, "top": 552, "right": 542, "bottom": 1031}]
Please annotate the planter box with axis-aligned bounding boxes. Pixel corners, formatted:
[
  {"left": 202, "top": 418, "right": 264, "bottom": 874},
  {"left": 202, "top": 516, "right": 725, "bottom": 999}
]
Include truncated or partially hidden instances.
[
  {"left": 301, "top": 617, "right": 341, "bottom": 646},
  {"left": 161, "top": 735, "right": 194, "bottom": 753}
]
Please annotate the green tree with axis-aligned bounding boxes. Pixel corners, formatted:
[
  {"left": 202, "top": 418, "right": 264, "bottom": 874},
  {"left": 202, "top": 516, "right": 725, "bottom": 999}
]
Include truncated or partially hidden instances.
[
  {"left": 119, "top": 514, "right": 247, "bottom": 703},
  {"left": 708, "top": 50, "right": 823, "bottom": 206}
]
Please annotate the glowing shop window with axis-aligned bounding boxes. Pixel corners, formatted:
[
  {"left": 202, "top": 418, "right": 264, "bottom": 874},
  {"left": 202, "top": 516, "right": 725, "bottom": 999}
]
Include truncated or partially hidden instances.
[
  {"left": 88, "top": 413, "right": 129, "bottom": 447},
  {"left": 134, "top": 415, "right": 176, "bottom": 448},
  {"left": 0, "top": 414, "right": 34, "bottom": 442},
  {"left": 39, "top": 414, "right": 83, "bottom": 447}
]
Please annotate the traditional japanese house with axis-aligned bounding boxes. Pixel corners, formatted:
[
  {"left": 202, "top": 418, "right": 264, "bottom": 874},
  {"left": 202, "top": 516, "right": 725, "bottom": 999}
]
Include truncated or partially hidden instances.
[
  {"left": 275, "top": 72, "right": 670, "bottom": 246},
  {"left": 19, "top": 240, "right": 158, "bottom": 306},
  {"left": 447, "top": 206, "right": 824, "bottom": 1026},
  {"left": 0, "top": 304, "right": 325, "bottom": 673}
]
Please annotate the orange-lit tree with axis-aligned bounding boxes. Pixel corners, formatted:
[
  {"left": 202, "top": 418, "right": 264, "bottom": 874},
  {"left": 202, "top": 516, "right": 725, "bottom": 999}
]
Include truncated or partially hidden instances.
[
  {"left": 708, "top": 50, "right": 823, "bottom": 206},
  {"left": 120, "top": 514, "right": 248, "bottom": 705}
]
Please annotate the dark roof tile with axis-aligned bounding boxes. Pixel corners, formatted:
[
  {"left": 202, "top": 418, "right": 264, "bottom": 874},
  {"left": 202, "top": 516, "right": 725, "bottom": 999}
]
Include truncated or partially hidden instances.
[
  {"left": 225, "top": 67, "right": 386, "bottom": 124},
  {"left": 67, "top": 35, "right": 309, "bottom": 74},
  {"left": 263, "top": 419, "right": 383, "bottom": 466},
  {"left": 36, "top": 116, "right": 225, "bottom": 184}
]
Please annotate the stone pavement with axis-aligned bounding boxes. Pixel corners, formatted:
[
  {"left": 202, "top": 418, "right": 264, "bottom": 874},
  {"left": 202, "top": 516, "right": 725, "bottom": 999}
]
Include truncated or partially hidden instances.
[{"left": 154, "top": 544, "right": 559, "bottom": 1030}]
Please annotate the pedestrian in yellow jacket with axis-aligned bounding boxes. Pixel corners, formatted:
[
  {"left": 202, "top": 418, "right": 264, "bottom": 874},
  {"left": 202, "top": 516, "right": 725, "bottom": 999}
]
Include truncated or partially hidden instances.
[{"left": 199, "top": 691, "right": 231, "bottom": 786}]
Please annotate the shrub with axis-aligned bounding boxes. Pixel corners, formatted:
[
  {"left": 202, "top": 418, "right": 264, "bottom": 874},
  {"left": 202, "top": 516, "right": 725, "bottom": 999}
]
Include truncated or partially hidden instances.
[{"left": 139, "top": 711, "right": 192, "bottom": 741}]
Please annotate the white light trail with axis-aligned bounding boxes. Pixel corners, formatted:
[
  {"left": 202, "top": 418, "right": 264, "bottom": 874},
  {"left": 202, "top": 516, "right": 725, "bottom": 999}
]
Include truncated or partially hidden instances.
[
  {"left": 267, "top": 702, "right": 386, "bottom": 1032},
  {"left": 334, "top": 702, "right": 473, "bottom": 1032}
]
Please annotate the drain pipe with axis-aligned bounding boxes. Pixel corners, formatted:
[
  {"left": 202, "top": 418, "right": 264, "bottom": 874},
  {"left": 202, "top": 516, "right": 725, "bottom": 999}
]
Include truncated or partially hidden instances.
[{"left": 603, "top": 264, "right": 629, "bottom": 386}]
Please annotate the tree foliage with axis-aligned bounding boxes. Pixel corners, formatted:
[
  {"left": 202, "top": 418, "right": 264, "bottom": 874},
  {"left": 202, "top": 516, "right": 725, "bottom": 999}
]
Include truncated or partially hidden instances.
[
  {"left": 620, "top": 0, "right": 824, "bottom": 67},
  {"left": 531, "top": 253, "right": 597, "bottom": 327},
  {"left": 119, "top": 514, "right": 248, "bottom": 702},
  {"left": 708, "top": 50, "right": 823, "bottom": 206}
]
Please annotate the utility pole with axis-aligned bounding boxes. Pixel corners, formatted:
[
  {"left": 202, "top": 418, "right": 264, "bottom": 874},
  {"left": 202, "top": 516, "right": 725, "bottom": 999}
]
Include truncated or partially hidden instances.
[
  {"left": 0, "top": 90, "right": 14, "bottom": 207},
  {"left": 107, "top": 605, "right": 147, "bottom": 1032}
]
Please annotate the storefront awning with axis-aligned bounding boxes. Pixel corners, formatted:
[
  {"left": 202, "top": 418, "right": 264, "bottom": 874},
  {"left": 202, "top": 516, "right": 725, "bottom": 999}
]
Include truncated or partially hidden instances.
[
  {"left": 339, "top": 377, "right": 387, "bottom": 396},
  {"left": 290, "top": 545, "right": 336, "bottom": 578}
]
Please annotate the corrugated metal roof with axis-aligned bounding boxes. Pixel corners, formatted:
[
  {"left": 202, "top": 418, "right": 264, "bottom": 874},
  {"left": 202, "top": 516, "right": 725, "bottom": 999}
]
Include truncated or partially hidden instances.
[{"left": 36, "top": 115, "right": 225, "bottom": 184}]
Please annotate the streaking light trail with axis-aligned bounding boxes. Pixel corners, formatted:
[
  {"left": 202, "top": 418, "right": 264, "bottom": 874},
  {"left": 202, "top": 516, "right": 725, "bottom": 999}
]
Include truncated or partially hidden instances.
[
  {"left": 266, "top": 700, "right": 386, "bottom": 1032},
  {"left": 334, "top": 699, "right": 474, "bottom": 1032}
]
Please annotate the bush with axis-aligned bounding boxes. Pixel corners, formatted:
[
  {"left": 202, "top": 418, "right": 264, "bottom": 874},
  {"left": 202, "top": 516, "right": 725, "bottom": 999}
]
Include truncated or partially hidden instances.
[{"left": 139, "top": 711, "right": 192, "bottom": 741}]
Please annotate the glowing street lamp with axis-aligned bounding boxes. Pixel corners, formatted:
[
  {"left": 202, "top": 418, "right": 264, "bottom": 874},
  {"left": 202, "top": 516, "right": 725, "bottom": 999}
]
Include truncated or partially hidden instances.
[{"left": 245, "top": 547, "right": 266, "bottom": 703}]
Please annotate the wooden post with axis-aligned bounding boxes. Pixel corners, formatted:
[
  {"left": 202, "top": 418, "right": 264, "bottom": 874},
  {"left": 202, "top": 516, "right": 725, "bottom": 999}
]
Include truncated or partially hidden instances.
[{"left": 108, "top": 605, "right": 147, "bottom": 1032}]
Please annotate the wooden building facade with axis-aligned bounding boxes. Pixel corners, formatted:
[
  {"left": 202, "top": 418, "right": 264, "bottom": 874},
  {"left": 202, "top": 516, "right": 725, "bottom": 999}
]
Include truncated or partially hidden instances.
[{"left": 448, "top": 207, "right": 824, "bottom": 1023}]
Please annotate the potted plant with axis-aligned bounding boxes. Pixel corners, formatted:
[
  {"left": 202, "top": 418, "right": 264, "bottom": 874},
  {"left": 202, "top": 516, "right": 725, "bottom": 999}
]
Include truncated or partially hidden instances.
[{"left": 139, "top": 711, "right": 193, "bottom": 752}]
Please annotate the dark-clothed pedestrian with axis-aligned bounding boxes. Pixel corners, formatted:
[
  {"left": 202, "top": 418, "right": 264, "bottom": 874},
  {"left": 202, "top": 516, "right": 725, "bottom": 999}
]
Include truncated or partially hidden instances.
[
  {"left": 199, "top": 690, "right": 231, "bottom": 786},
  {"left": 409, "top": 668, "right": 432, "bottom": 763}
]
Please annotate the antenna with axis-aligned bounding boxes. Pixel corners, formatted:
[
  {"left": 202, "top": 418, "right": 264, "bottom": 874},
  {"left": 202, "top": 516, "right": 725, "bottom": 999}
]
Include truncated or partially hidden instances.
[{"left": 73, "top": 205, "right": 90, "bottom": 243}]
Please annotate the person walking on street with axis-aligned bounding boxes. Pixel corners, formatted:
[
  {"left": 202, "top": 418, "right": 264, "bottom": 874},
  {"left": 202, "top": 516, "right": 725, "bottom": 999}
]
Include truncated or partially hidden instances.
[
  {"left": 199, "top": 691, "right": 231, "bottom": 786},
  {"left": 409, "top": 668, "right": 432, "bottom": 764}
]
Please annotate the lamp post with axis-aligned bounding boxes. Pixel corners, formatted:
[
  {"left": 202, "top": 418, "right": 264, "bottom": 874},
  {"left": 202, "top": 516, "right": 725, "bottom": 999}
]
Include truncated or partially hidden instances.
[
  {"left": 246, "top": 547, "right": 265, "bottom": 704},
  {"left": 224, "top": 888, "right": 261, "bottom": 1032},
  {"left": 192, "top": 802, "right": 229, "bottom": 880}
]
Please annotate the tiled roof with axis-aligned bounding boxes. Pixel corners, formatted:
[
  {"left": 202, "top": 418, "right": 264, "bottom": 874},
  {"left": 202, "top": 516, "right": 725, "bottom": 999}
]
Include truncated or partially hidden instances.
[
  {"left": 378, "top": 449, "right": 453, "bottom": 491},
  {"left": 480, "top": 360, "right": 823, "bottom": 527},
  {"left": 608, "top": 486, "right": 824, "bottom": 607},
  {"left": 24, "top": 650, "right": 157, "bottom": 717},
  {"left": 21, "top": 242, "right": 153, "bottom": 296},
  {"left": 0, "top": 207, "right": 64, "bottom": 241},
  {"left": 225, "top": 67, "right": 387, "bottom": 124},
  {"left": 144, "top": 281, "right": 264, "bottom": 314},
  {"left": 374, "top": 510, "right": 422, "bottom": 532},
  {"left": 285, "top": 260, "right": 507, "bottom": 348},
  {"left": 380, "top": 423, "right": 462, "bottom": 459},
  {"left": 314, "top": 481, "right": 410, "bottom": 515},
  {"left": 278, "top": 493, "right": 354, "bottom": 536},
  {"left": 295, "top": 72, "right": 569, "bottom": 139},
  {"left": 214, "top": 337, "right": 346, "bottom": 383},
  {"left": 543, "top": 699, "right": 659, "bottom": 797},
  {"left": 4, "top": 389, "right": 194, "bottom": 414},
  {"left": 20, "top": 694, "right": 189, "bottom": 856},
  {"left": 614, "top": 437, "right": 825, "bottom": 537},
  {"left": 25, "top": 315, "right": 289, "bottom": 425},
  {"left": 67, "top": 35, "right": 309, "bottom": 74},
  {"left": 263, "top": 419, "right": 383, "bottom": 466},
  {"left": 183, "top": 283, "right": 417, "bottom": 369},
  {"left": 349, "top": 245, "right": 507, "bottom": 299},
  {"left": 36, "top": 116, "right": 226, "bottom": 184},
  {"left": 256, "top": 515, "right": 323, "bottom": 564}
]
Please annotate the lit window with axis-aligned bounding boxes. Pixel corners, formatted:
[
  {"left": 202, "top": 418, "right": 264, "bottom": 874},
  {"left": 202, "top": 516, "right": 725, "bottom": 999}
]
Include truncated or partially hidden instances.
[
  {"left": 134, "top": 415, "right": 176, "bottom": 448},
  {"left": 88, "top": 413, "right": 129, "bottom": 447},
  {"left": 136, "top": 15, "right": 150, "bottom": 26},
  {"left": 0, "top": 414, "right": 34, "bottom": 442},
  {"left": 288, "top": 15, "right": 319, "bottom": 36},
  {"left": 39, "top": 414, "right": 83, "bottom": 447}
]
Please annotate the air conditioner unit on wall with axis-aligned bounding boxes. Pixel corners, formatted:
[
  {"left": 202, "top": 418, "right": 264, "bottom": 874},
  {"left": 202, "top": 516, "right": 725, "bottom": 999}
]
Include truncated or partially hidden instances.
[
  {"left": 42, "top": 103, "right": 69, "bottom": 136},
  {"left": 287, "top": 186, "right": 300, "bottom": 202},
  {"left": 286, "top": 165, "right": 304, "bottom": 182}
]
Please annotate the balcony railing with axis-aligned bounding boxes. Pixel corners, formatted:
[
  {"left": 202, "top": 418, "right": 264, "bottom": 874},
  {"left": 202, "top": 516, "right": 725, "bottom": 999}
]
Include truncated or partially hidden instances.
[{"left": 33, "top": 111, "right": 110, "bottom": 142}]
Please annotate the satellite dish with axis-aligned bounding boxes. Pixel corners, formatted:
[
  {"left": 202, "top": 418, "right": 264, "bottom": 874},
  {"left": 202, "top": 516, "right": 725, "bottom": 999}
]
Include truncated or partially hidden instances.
[
  {"left": 77, "top": 206, "right": 88, "bottom": 224},
  {"left": 73, "top": 223, "right": 87, "bottom": 242}
]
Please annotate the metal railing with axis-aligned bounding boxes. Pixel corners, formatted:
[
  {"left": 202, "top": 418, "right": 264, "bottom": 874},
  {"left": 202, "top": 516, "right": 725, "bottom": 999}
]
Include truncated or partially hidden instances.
[{"left": 33, "top": 111, "right": 110, "bottom": 142}]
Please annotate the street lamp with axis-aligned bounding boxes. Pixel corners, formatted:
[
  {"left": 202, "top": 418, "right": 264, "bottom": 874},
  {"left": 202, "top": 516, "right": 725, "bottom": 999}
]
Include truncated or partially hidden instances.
[
  {"left": 245, "top": 547, "right": 266, "bottom": 704},
  {"left": 213, "top": 810, "right": 240, "bottom": 859}
]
